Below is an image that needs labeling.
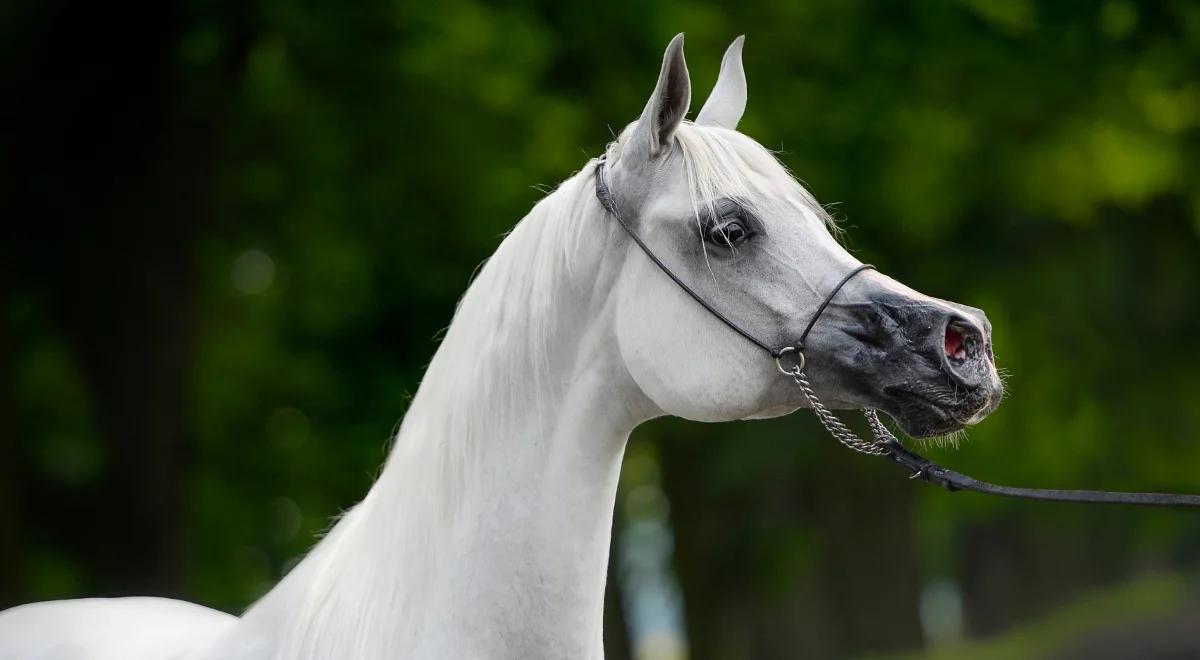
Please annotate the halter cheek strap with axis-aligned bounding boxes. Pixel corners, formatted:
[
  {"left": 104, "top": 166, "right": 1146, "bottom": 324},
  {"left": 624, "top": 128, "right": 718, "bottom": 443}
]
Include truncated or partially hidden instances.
[{"left": 594, "top": 154, "right": 1200, "bottom": 508}]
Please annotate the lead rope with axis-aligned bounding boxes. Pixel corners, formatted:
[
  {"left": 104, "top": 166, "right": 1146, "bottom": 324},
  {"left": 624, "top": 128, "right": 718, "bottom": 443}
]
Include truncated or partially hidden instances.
[{"left": 791, "top": 359, "right": 1200, "bottom": 506}]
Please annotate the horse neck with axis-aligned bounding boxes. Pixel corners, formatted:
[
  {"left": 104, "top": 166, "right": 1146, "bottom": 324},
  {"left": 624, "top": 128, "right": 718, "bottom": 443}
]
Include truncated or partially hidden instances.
[{"left": 222, "top": 172, "right": 648, "bottom": 660}]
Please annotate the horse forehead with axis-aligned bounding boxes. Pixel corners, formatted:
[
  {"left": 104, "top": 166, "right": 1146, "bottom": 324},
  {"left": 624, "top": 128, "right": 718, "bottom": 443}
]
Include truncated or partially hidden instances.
[
  {"left": 632, "top": 149, "right": 798, "bottom": 222},
  {"left": 641, "top": 182, "right": 694, "bottom": 218}
]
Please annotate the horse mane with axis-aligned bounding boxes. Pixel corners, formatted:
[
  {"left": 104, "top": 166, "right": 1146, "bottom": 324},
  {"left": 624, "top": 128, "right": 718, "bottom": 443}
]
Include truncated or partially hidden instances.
[
  {"left": 271, "top": 159, "right": 600, "bottom": 658},
  {"left": 265, "top": 121, "right": 834, "bottom": 658}
]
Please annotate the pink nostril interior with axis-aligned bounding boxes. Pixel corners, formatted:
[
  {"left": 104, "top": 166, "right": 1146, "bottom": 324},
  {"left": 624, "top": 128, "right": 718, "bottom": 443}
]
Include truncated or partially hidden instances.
[{"left": 945, "top": 325, "right": 967, "bottom": 362}]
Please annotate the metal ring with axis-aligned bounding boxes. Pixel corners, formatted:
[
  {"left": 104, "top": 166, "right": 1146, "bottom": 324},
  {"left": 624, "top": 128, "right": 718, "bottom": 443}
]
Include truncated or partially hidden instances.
[{"left": 775, "top": 346, "right": 806, "bottom": 376}]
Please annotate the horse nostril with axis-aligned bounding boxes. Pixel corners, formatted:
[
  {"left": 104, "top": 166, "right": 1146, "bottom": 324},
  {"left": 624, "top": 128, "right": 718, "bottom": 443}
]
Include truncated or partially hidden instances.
[
  {"left": 945, "top": 324, "right": 967, "bottom": 363},
  {"left": 944, "top": 320, "right": 983, "bottom": 364}
]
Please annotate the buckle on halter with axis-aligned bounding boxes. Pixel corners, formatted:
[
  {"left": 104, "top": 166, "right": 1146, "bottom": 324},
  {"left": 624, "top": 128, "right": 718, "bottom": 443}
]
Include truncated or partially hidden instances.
[{"left": 775, "top": 346, "right": 806, "bottom": 376}]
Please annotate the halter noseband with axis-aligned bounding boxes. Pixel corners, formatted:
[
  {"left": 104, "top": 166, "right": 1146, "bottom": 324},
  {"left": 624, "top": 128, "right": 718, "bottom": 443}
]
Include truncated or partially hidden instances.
[{"left": 594, "top": 154, "right": 1200, "bottom": 508}]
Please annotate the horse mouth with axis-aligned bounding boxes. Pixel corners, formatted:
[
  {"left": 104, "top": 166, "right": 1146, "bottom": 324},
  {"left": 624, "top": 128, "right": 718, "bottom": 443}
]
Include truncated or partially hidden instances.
[{"left": 885, "top": 387, "right": 997, "bottom": 439}]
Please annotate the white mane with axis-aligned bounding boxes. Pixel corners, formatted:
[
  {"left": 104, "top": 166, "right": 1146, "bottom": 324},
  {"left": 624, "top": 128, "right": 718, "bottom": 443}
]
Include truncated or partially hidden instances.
[
  {"left": 267, "top": 121, "right": 834, "bottom": 658},
  {"left": 269, "top": 162, "right": 598, "bottom": 656}
]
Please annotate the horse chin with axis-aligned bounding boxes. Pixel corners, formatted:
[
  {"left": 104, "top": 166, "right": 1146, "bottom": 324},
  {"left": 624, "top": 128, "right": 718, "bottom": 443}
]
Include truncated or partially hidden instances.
[
  {"left": 886, "top": 391, "right": 992, "bottom": 439},
  {"left": 894, "top": 413, "right": 967, "bottom": 440}
]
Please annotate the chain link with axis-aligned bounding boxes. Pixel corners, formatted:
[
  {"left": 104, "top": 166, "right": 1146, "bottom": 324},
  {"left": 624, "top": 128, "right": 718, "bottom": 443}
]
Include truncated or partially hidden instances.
[
  {"left": 790, "top": 368, "right": 889, "bottom": 456},
  {"left": 864, "top": 409, "right": 900, "bottom": 445}
]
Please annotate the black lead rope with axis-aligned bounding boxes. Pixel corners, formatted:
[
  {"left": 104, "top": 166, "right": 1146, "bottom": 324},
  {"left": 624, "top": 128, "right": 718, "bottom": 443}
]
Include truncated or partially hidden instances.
[
  {"left": 595, "top": 155, "right": 1200, "bottom": 508},
  {"left": 881, "top": 441, "right": 1200, "bottom": 507}
]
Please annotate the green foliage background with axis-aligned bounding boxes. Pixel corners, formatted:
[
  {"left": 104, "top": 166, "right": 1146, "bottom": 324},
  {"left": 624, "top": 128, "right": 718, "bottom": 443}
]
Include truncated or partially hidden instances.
[{"left": 3, "top": 0, "right": 1200, "bottom": 657}]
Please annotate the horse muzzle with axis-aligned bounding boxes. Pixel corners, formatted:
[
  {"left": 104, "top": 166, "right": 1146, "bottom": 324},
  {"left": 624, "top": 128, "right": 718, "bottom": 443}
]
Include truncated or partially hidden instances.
[
  {"left": 885, "top": 300, "right": 1003, "bottom": 437},
  {"left": 816, "top": 293, "right": 1004, "bottom": 438}
]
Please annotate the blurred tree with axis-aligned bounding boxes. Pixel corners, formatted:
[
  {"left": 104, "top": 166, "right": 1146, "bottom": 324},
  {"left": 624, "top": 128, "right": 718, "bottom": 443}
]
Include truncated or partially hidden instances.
[
  {"left": 4, "top": 0, "right": 257, "bottom": 600},
  {"left": 0, "top": 224, "right": 21, "bottom": 607}
]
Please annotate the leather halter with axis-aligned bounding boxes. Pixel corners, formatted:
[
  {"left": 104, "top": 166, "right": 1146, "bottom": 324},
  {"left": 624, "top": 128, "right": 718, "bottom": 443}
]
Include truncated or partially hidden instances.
[{"left": 594, "top": 154, "right": 1200, "bottom": 508}]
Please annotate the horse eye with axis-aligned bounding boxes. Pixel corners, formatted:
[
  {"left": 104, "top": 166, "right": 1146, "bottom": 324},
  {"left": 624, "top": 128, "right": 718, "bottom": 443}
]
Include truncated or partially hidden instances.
[{"left": 705, "top": 220, "right": 750, "bottom": 248}]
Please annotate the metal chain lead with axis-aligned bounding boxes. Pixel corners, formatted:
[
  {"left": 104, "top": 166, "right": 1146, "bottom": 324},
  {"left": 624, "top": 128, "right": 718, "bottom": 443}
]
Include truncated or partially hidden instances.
[
  {"left": 789, "top": 368, "right": 889, "bottom": 456},
  {"left": 864, "top": 409, "right": 900, "bottom": 445}
]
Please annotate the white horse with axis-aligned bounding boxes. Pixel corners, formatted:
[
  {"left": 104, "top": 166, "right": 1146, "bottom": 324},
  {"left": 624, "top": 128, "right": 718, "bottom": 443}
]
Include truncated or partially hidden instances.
[{"left": 0, "top": 34, "right": 1002, "bottom": 660}]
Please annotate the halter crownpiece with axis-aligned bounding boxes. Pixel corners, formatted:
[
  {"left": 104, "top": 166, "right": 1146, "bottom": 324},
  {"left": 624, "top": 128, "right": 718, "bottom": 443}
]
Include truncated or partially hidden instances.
[{"left": 594, "top": 155, "right": 1200, "bottom": 508}]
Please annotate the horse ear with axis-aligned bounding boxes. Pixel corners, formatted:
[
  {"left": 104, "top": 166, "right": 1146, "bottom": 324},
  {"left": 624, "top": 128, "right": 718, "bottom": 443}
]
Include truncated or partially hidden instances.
[
  {"left": 695, "top": 36, "right": 747, "bottom": 129},
  {"left": 633, "top": 33, "right": 691, "bottom": 158}
]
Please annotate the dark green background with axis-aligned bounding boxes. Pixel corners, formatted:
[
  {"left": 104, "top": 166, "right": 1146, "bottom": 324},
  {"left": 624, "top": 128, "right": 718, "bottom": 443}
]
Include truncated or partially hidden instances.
[{"left": 3, "top": 1, "right": 1199, "bottom": 657}]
